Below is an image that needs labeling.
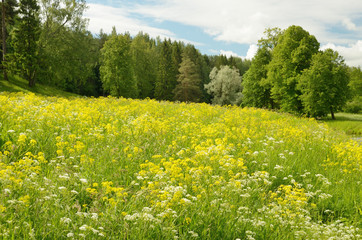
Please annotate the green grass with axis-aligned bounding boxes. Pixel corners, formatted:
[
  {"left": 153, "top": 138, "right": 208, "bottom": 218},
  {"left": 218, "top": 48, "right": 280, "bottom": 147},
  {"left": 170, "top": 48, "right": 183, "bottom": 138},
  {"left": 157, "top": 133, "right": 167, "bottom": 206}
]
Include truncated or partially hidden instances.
[
  {"left": 0, "top": 74, "right": 77, "bottom": 97},
  {"left": 320, "top": 113, "right": 362, "bottom": 137}
]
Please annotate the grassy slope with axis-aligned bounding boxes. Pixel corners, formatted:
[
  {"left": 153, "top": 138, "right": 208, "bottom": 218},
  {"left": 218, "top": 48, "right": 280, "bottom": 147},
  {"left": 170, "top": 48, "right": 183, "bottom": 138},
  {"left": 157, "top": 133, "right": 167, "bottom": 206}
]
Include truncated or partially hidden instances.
[
  {"left": 0, "top": 75, "right": 76, "bottom": 97},
  {"left": 2, "top": 75, "right": 360, "bottom": 139},
  {"left": 320, "top": 113, "right": 362, "bottom": 137}
]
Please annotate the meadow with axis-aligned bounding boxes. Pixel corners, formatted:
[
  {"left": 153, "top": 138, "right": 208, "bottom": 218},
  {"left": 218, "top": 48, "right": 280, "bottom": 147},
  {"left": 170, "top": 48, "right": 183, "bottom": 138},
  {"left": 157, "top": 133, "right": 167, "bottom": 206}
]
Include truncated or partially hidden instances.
[{"left": 0, "top": 92, "right": 360, "bottom": 239}]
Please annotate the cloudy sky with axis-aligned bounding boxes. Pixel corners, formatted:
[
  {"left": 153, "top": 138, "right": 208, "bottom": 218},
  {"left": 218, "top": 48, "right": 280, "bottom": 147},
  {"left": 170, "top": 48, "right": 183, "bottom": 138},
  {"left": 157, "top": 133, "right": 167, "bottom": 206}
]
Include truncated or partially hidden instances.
[{"left": 84, "top": 0, "right": 362, "bottom": 67}]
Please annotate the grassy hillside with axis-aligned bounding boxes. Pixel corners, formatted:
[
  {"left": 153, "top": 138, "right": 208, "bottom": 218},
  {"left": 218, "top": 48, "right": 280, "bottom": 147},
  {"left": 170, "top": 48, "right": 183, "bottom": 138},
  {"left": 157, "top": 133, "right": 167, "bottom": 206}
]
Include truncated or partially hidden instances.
[
  {"left": 0, "top": 75, "right": 76, "bottom": 97},
  {"left": 0, "top": 92, "right": 360, "bottom": 239},
  {"left": 320, "top": 113, "right": 362, "bottom": 137}
]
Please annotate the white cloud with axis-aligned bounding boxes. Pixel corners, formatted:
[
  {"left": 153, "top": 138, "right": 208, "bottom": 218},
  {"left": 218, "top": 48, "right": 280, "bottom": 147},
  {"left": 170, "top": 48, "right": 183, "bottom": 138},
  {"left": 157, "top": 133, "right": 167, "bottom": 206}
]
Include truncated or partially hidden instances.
[
  {"left": 321, "top": 41, "right": 362, "bottom": 67},
  {"left": 131, "top": 0, "right": 362, "bottom": 45},
  {"left": 84, "top": 4, "right": 173, "bottom": 38},
  {"left": 217, "top": 44, "right": 257, "bottom": 60},
  {"left": 219, "top": 50, "right": 241, "bottom": 58},
  {"left": 85, "top": 1, "right": 362, "bottom": 66},
  {"left": 84, "top": 3, "right": 201, "bottom": 45},
  {"left": 245, "top": 44, "right": 258, "bottom": 60},
  {"left": 342, "top": 18, "right": 357, "bottom": 31}
]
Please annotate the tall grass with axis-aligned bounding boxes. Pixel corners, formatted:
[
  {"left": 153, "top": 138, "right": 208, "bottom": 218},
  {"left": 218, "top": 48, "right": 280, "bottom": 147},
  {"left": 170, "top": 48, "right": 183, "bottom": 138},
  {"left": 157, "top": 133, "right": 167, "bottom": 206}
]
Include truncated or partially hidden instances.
[
  {"left": 0, "top": 92, "right": 360, "bottom": 239},
  {"left": 321, "top": 113, "right": 362, "bottom": 137}
]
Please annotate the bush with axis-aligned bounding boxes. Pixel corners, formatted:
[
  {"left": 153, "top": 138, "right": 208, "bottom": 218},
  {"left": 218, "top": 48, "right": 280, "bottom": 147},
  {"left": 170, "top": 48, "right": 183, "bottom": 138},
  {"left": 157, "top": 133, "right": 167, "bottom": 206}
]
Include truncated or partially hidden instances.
[{"left": 344, "top": 97, "right": 362, "bottom": 113}]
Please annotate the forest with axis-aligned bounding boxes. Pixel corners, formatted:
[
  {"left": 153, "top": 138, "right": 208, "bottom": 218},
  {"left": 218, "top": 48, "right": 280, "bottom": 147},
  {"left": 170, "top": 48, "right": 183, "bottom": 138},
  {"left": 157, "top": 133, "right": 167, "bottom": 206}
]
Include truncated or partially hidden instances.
[{"left": 0, "top": 0, "right": 361, "bottom": 118}]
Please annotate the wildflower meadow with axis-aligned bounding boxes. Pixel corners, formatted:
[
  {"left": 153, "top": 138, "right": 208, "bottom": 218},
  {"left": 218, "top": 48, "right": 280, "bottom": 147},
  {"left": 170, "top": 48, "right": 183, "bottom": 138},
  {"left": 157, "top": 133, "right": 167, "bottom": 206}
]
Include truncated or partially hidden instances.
[{"left": 0, "top": 92, "right": 360, "bottom": 239}]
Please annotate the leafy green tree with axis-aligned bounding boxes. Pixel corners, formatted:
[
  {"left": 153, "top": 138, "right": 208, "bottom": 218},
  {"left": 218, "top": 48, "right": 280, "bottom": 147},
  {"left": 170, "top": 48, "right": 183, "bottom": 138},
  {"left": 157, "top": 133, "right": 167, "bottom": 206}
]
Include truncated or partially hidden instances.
[
  {"left": 267, "top": 25, "right": 319, "bottom": 113},
  {"left": 298, "top": 49, "right": 350, "bottom": 119},
  {"left": 348, "top": 67, "right": 362, "bottom": 98},
  {"left": 344, "top": 67, "right": 362, "bottom": 113},
  {"left": 100, "top": 33, "right": 137, "bottom": 98},
  {"left": 174, "top": 53, "right": 202, "bottom": 102},
  {"left": 131, "top": 32, "right": 157, "bottom": 98},
  {"left": 10, "top": 0, "right": 40, "bottom": 87},
  {"left": 37, "top": 0, "right": 89, "bottom": 89},
  {"left": 242, "top": 28, "right": 281, "bottom": 108},
  {"left": 242, "top": 47, "right": 273, "bottom": 108},
  {"left": 205, "top": 65, "right": 242, "bottom": 105}
]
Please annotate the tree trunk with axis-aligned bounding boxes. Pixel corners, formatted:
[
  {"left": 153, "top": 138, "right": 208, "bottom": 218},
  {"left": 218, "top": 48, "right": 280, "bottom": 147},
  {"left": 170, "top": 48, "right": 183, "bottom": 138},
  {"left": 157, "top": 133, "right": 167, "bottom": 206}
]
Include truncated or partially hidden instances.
[
  {"left": 1, "top": 0, "right": 8, "bottom": 81},
  {"left": 330, "top": 107, "right": 335, "bottom": 120}
]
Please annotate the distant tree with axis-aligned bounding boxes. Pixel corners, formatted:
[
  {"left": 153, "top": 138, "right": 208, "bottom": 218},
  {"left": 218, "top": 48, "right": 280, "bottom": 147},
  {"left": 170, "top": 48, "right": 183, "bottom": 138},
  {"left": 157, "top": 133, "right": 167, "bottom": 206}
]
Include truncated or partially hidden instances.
[
  {"left": 345, "top": 67, "right": 362, "bottom": 113},
  {"left": 267, "top": 25, "right": 319, "bottom": 113},
  {"left": 155, "top": 39, "right": 176, "bottom": 100},
  {"left": 348, "top": 67, "right": 362, "bottom": 98},
  {"left": 174, "top": 53, "right": 202, "bottom": 102},
  {"left": 10, "top": 0, "right": 40, "bottom": 87},
  {"left": 100, "top": 33, "right": 137, "bottom": 98},
  {"left": 205, "top": 65, "right": 242, "bottom": 105},
  {"left": 298, "top": 49, "right": 350, "bottom": 119},
  {"left": 131, "top": 32, "right": 157, "bottom": 98},
  {"left": 242, "top": 28, "right": 281, "bottom": 108},
  {"left": 242, "top": 47, "right": 273, "bottom": 108}
]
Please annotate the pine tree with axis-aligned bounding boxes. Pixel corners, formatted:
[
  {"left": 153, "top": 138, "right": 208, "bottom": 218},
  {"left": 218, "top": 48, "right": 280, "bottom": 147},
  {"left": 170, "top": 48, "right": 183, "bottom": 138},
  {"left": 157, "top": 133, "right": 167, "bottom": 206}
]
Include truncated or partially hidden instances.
[
  {"left": 155, "top": 40, "right": 176, "bottom": 100},
  {"left": 174, "top": 54, "right": 202, "bottom": 102}
]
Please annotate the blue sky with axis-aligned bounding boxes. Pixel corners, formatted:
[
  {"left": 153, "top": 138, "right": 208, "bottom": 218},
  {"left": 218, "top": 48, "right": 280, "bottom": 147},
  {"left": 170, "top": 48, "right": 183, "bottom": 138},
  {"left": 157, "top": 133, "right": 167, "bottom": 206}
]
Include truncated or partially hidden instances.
[{"left": 84, "top": 0, "right": 362, "bottom": 67}]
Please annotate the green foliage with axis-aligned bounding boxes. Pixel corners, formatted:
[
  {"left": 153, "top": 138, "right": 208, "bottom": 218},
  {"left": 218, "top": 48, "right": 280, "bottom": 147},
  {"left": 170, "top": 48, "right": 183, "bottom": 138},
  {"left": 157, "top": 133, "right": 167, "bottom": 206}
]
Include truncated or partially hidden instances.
[
  {"left": 100, "top": 33, "right": 137, "bottom": 98},
  {"left": 242, "top": 47, "right": 273, "bottom": 108},
  {"left": 173, "top": 53, "right": 202, "bottom": 102},
  {"left": 155, "top": 40, "right": 177, "bottom": 101},
  {"left": 205, "top": 65, "right": 242, "bottom": 105},
  {"left": 37, "top": 0, "right": 95, "bottom": 94},
  {"left": 131, "top": 32, "right": 157, "bottom": 99},
  {"left": 267, "top": 25, "right": 319, "bottom": 113},
  {"left": 344, "top": 67, "right": 362, "bottom": 113},
  {"left": 9, "top": 0, "right": 40, "bottom": 87},
  {"left": 298, "top": 49, "right": 350, "bottom": 118}
]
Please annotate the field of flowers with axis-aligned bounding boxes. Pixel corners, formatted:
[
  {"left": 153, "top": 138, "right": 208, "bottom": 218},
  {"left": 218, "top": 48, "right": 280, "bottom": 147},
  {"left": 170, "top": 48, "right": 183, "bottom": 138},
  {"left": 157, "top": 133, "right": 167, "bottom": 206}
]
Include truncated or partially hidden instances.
[{"left": 0, "top": 92, "right": 360, "bottom": 239}]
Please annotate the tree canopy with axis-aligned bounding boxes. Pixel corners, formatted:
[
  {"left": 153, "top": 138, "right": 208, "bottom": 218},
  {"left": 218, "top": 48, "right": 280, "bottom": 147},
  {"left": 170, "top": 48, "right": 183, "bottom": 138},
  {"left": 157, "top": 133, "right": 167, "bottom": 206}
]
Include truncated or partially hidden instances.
[
  {"left": 298, "top": 49, "right": 350, "bottom": 119},
  {"left": 205, "top": 65, "right": 242, "bottom": 106}
]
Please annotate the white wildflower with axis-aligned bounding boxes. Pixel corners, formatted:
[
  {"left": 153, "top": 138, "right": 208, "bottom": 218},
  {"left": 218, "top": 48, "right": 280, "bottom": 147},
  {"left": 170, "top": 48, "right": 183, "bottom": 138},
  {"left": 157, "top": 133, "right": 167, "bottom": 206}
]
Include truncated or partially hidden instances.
[
  {"left": 60, "top": 217, "right": 72, "bottom": 224},
  {"left": 79, "top": 178, "right": 87, "bottom": 183},
  {"left": 79, "top": 225, "right": 88, "bottom": 231}
]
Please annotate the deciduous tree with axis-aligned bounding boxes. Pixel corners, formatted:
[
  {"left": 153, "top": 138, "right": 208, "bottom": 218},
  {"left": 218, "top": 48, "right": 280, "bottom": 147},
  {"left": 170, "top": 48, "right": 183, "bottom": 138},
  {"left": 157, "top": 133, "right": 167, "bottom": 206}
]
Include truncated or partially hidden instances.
[
  {"left": 205, "top": 65, "right": 242, "bottom": 105},
  {"left": 267, "top": 25, "right": 319, "bottom": 113},
  {"left": 298, "top": 49, "right": 350, "bottom": 119},
  {"left": 100, "top": 33, "right": 137, "bottom": 98}
]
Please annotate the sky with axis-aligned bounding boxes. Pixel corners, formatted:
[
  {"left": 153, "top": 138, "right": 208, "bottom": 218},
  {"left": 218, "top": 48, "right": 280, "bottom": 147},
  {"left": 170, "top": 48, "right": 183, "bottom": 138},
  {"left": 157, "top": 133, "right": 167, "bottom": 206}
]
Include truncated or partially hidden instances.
[{"left": 84, "top": 0, "right": 362, "bottom": 67}]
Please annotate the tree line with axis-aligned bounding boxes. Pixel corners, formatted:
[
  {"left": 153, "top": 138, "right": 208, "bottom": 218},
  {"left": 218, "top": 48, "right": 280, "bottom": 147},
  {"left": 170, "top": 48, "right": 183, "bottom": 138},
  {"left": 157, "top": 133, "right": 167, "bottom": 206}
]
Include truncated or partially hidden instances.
[
  {"left": 1, "top": 1, "right": 361, "bottom": 117},
  {"left": 0, "top": 0, "right": 250, "bottom": 101},
  {"left": 242, "top": 26, "right": 362, "bottom": 118}
]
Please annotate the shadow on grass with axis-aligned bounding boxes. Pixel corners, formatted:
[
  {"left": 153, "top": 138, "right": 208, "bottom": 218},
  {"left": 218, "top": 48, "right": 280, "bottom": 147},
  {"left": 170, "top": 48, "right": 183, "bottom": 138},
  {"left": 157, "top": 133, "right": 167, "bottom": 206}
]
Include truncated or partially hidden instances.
[
  {"left": 321, "top": 113, "right": 362, "bottom": 122},
  {"left": 319, "top": 113, "right": 362, "bottom": 137},
  {"left": 0, "top": 75, "right": 77, "bottom": 97}
]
